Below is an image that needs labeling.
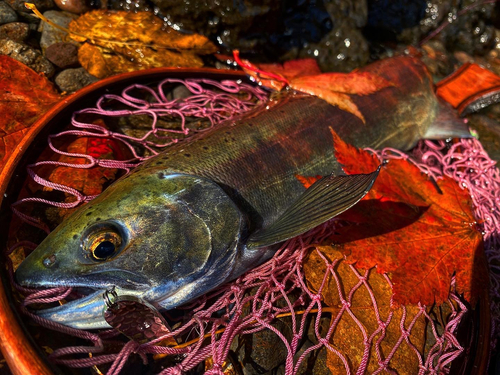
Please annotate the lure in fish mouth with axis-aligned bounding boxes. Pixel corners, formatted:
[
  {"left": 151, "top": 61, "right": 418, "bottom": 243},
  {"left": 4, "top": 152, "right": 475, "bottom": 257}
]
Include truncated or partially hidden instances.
[{"left": 16, "top": 168, "right": 380, "bottom": 329}]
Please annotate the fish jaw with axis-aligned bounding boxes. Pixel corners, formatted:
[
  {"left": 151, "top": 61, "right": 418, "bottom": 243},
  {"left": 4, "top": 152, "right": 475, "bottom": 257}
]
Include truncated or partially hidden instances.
[{"left": 15, "top": 172, "right": 245, "bottom": 328}]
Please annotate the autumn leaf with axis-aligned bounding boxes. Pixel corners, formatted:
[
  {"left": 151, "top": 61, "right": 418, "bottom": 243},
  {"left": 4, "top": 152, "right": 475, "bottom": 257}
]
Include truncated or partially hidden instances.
[
  {"left": 304, "top": 246, "right": 426, "bottom": 373},
  {"left": 69, "top": 10, "right": 217, "bottom": 78},
  {"left": 0, "top": 55, "right": 61, "bottom": 174},
  {"left": 233, "top": 51, "right": 392, "bottom": 123},
  {"left": 288, "top": 73, "right": 393, "bottom": 123},
  {"left": 317, "top": 130, "right": 487, "bottom": 307}
]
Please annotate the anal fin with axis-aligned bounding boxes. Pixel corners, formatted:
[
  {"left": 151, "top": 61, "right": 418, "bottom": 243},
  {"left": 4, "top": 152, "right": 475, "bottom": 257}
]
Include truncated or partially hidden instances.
[{"left": 246, "top": 166, "right": 381, "bottom": 248}]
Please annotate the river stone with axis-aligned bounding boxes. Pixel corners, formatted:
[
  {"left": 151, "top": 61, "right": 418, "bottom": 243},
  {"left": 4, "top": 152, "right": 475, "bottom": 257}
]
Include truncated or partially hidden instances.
[
  {"left": 53, "top": 0, "right": 89, "bottom": 14},
  {"left": 38, "top": 10, "right": 78, "bottom": 51},
  {"left": 296, "top": 0, "right": 369, "bottom": 72},
  {"left": 0, "top": 1, "right": 17, "bottom": 25},
  {"left": 230, "top": 318, "right": 293, "bottom": 374},
  {"left": 5, "top": 0, "right": 54, "bottom": 15},
  {"left": 0, "top": 22, "right": 30, "bottom": 42},
  {"left": 55, "top": 67, "right": 98, "bottom": 92},
  {"left": 45, "top": 41, "right": 78, "bottom": 68},
  {"left": 0, "top": 38, "right": 55, "bottom": 76}
]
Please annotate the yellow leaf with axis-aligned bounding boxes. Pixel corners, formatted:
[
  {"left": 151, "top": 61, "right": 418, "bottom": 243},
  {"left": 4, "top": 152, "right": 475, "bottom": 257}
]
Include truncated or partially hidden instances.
[
  {"left": 69, "top": 10, "right": 217, "bottom": 77},
  {"left": 78, "top": 43, "right": 111, "bottom": 78}
]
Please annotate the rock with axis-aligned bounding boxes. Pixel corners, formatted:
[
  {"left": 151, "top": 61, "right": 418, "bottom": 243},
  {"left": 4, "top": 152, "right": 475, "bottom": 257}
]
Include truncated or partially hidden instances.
[
  {"left": 0, "top": 38, "right": 55, "bottom": 76},
  {"left": 230, "top": 318, "right": 293, "bottom": 374},
  {"left": 295, "top": 341, "right": 331, "bottom": 375},
  {"left": 5, "top": 0, "right": 55, "bottom": 15},
  {"left": 0, "top": 1, "right": 18, "bottom": 25},
  {"left": 55, "top": 67, "right": 98, "bottom": 92},
  {"left": 0, "top": 22, "right": 29, "bottom": 42},
  {"left": 297, "top": 0, "right": 369, "bottom": 72},
  {"left": 53, "top": 0, "right": 89, "bottom": 14},
  {"left": 38, "top": 10, "right": 78, "bottom": 51},
  {"left": 45, "top": 41, "right": 78, "bottom": 68}
]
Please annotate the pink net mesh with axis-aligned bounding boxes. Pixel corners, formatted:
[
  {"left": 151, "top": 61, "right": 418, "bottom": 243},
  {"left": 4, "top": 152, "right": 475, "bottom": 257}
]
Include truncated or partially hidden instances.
[{"left": 6, "top": 77, "right": 498, "bottom": 374}]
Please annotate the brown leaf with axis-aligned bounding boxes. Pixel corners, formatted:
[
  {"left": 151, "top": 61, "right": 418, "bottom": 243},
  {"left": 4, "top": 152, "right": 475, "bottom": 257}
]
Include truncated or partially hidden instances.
[
  {"left": 69, "top": 10, "right": 217, "bottom": 78},
  {"left": 304, "top": 246, "right": 426, "bottom": 373},
  {"left": 329, "top": 130, "right": 488, "bottom": 306},
  {"left": 0, "top": 55, "right": 61, "bottom": 173}
]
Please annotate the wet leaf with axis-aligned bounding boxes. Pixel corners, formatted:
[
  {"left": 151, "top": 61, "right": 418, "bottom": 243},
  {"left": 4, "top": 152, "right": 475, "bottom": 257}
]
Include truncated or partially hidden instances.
[
  {"left": 325, "top": 129, "right": 487, "bottom": 306},
  {"left": 0, "top": 55, "right": 61, "bottom": 173},
  {"left": 69, "top": 10, "right": 217, "bottom": 78},
  {"left": 288, "top": 73, "right": 393, "bottom": 123},
  {"left": 304, "top": 246, "right": 426, "bottom": 373}
]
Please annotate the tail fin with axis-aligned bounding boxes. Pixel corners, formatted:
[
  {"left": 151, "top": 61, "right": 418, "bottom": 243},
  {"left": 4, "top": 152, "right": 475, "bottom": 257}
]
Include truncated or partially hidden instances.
[{"left": 424, "top": 101, "right": 471, "bottom": 140}]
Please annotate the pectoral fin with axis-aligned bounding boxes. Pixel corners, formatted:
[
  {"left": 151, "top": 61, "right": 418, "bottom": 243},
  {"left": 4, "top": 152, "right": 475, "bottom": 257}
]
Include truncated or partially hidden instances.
[{"left": 247, "top": 166, "right": 381, "bottom": 248}]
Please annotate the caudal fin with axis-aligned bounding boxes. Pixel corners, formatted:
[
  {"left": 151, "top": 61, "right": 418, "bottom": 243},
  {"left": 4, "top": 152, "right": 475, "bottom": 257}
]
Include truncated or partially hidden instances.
[{"left": 423, "top": 101, "right": 471, "bottom": 140}]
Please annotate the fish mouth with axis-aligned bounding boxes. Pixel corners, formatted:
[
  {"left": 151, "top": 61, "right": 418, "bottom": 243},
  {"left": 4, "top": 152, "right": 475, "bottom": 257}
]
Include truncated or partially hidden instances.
[
  {"left": 16, "top": 264, "right": 152, "bottom": 329},
  {"left": 34, "top": 289, "right": 115, "bottom": 329}
]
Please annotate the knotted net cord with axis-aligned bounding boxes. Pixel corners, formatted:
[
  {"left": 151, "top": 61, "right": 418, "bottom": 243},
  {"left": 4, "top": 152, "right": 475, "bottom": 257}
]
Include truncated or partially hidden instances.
[{"left": 6, "top": 77, "right": 498, "bottom": 374}]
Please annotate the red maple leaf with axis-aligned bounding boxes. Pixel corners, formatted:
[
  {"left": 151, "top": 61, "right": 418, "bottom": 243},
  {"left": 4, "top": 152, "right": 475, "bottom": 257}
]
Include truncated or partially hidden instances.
[
  {"left": 300, "top": 130, "right": 488, "bottom": 306},
  {"left": 0, "top": 56, "right": 61, "bottom": 174}
]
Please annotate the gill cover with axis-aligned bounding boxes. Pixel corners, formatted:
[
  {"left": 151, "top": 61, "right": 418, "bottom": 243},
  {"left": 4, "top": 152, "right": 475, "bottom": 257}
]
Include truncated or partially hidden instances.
[{"left": 16, "top": 172, "right": 243, "bottom": 328}]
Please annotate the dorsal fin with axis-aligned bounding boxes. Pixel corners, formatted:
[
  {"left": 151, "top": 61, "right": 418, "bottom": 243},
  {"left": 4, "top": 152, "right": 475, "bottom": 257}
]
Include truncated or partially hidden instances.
[{"left": 246, "top": 166, "right": 381, "bottom": 248}]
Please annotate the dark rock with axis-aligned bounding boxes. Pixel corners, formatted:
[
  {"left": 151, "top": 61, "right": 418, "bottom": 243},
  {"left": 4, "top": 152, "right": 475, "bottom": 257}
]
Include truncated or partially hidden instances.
[
  {"left": 55, "top": 67, "right": 98, "bottom": 92},
  {"left": 230, "top": 317, "right": 294, "bottom": 374},
  {"left": 38, "top": 10, "right": 78, "bottom": 51},
  {"left": 296, "top": 0, "right": 369, "bottom": 72},
  {"left": 0, "top": 22, "right": 30, "bottom": 43},
  {"left": 106, "top": 0, "right": 149, "bottom": 12},
  {"left": 45, "top": 41, "right": 78, "bottom": 68},
  {"left": 5, "top": 0, "right": 55, "bottom": 15},
  {"left": 0, "top": 1, "right": 18, "bottom": 25},
  {"left": 0, "top": 38, "right": 55, "bottom": 76},
  {"left": 295, "top": 341, "right": 331, "bottom": 375},
  {"left": 390, "top": 1, "right": 496, "bottom": 56},
  {"left": 53, "top": 0, "right": 89, "bottom": 14},
  {"left": 148, "top": 0, "right": 334, "bottom": 60}
]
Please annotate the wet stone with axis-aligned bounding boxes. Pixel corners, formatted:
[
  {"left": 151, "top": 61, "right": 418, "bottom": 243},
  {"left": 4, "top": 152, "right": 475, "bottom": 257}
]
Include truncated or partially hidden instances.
[
  {"left": 53, "top": 0, "right": 89, "bottom": 14},
  {"left": 5, "top": 0, "right": 55, "bottom": 15},
  {"left": 0, "top": 22, "right": 29, "bottom": 42},
  {"left": 54, "top": 67, "right": 98, "bottom": 92},
  {"left": 45, "top": 41, "right": 78, "bottom": 68},
  {"left": 295, "top": 341, "right": 331, "bottom": 375},
  {"left": 230, "top": 318, "right": 293, "bottom": 374},
  {"left": 0, "top": 1, "right": 17, "bottom": 25},
  {"left": 38, "top": 10, "right": 78, "bottom": 51},
  {"left": 296, "top": 0, "right": 369, "bottom": 72},
  {"left": 0, "top": 38, "right": 55, "bottom": 76}
]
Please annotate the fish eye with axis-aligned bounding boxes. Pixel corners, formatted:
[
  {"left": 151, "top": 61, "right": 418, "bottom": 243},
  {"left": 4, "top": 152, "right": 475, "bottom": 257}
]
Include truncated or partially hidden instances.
[{"left": 83, "top": 225, "right": 123, "bottom": 261}]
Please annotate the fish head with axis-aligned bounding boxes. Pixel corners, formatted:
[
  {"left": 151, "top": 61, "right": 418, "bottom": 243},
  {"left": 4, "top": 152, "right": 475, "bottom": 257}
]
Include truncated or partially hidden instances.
[{"left": 16, "top": 172, "right": 244, "bottom": 327}]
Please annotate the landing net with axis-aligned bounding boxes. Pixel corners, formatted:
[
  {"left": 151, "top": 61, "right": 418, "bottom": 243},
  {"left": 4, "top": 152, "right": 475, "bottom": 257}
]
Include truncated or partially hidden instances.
[{"left": 6, "top": 77, "right": 499, "bottom": 374}]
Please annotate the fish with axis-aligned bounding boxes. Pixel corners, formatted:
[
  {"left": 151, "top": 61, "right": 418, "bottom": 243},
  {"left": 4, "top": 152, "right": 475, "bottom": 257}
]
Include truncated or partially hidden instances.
[{"left": 15, "top": 55, "right": 470, "bottom": 329}]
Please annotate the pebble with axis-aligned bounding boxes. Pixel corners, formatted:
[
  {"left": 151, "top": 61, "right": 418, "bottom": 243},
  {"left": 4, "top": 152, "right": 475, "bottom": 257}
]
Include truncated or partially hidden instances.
[
  {"left": 0, "top": 38, "right": 55, "bottom": 76},
  {"left": 53, "top": 0, "right": 89, "bottom": 14},
  {"left": 0, "top": 1, "right": 17, "bottom": 25},
  {"left": 230, "top": 318, "right": 293, "bottom": 374},
  {"left": 0, "top": 22, "right": 30, "bottom": 43},
  {"left": 5, "top": 0, "right": 54, "bottom": 15},
  {"left": 54, "top": 67, "right": 98, "bottom": 92},
  {"left": 38, "top": 10, "right": 78, "bottom": 51},
  {"left": 45, "top": 41, "right": 78, "bottom": 68}
]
